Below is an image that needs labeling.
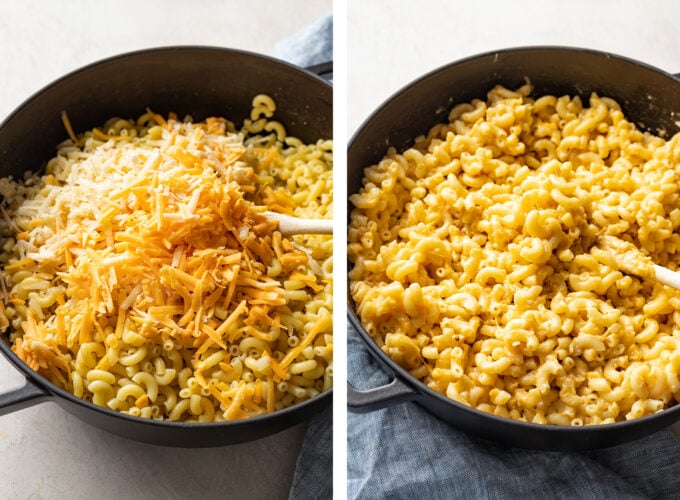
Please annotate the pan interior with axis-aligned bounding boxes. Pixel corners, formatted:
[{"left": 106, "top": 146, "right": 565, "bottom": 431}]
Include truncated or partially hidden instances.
[
  {"left": 0, "top": 47, "right": 332, "bottom": 180},
  {"left": 349, "top": 47, "right": 680, "bottom": 197}
]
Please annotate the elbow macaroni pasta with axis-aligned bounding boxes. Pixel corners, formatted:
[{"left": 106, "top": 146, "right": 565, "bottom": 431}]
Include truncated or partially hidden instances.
[
  {"left": 349, "top": 82, "right": 680, "bottom": 425},
  {"left": 0, "top": 95, "right": 332, "bottom": 422}
]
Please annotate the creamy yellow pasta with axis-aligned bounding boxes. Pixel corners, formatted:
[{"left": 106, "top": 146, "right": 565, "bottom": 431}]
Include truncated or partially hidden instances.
[
  {"left": 349, "top": 82, "right": 680, "bottom": 426},
  {"left": 0, "top": 96, "right": 332, "bottom": 421}
]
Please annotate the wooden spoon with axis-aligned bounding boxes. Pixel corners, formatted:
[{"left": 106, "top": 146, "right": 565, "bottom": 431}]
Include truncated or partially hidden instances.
[
  {"left": 264, "top": 211, "right": 333, "bottom": 236},
  {"left": 597, "top": 235, "right": 680, "bottom": 291}
]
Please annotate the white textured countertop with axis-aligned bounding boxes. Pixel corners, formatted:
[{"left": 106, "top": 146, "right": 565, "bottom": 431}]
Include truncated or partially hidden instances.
[
  {"left": 349, "top": 0, "right": 680, "bottom": 133},
  {"left": 0, "top": 2, "right": 330, "bottom": 499}
]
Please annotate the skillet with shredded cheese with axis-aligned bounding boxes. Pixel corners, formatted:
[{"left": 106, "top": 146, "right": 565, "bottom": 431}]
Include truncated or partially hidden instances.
[{"left": 0, "top": 96, "right": 333, "bottom": 421}]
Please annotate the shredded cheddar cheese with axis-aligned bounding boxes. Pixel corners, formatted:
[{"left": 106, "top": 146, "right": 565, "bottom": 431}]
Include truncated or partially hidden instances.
[{"left": 0, "top": 96, "right": 333, "bottom": 421}]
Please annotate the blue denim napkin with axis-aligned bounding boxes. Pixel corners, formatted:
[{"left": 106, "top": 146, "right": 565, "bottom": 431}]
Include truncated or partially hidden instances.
[
  {"left": 348, "top": 321, "right": 680, "bottom": 499},
  {"left": 276, "top": 14, "right": 333, "bottom": 68},
  {"left": 276, "top": 14, "right": 333, "bottom": 500}
]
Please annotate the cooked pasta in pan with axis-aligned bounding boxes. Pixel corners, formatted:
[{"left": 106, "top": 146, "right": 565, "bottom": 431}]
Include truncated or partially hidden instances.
[
  {"left": 0, "top": 95, "right": 333, "bottom": 421},
  {"left": 349, "top": 82, "right": 680, "bottom": 426}
]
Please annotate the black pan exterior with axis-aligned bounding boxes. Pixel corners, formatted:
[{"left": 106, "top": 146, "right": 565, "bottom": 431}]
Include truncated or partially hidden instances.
[
  {"left": 1, "top": 359, "right": 330, "bottom": 447},
  {"left": 52, "top": 383, "right": 330, "bottom": 447},
  {"left": 0, "top": 46, "right": 332, "bottom": 447},
  {"left": 348, "top": 46, "right": 680, "bottom": 450}
]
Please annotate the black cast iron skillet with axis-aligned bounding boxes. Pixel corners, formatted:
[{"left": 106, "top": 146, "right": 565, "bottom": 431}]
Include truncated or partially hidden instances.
[
  {"left": 347, "top": 46, "right": 680, "bottom": 451},
  {"left": 0, "top": 46, "right": 332, "bottom": 447}
]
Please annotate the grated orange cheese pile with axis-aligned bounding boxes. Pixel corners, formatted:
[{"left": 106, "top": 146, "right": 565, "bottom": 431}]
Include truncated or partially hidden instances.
[{"left": 0, "top": 98, "right": 333, "bottom": 421}]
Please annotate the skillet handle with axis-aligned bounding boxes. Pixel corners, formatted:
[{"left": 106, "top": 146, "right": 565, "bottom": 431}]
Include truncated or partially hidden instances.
[
  {"left": 347, "top": 376, "right": 419, "bottom": 413},
  {"left": 305, "top": 61, "right": 333, "bottom": 82},
  {"left": 0, "top": 378, "right": 50, "bottom": 417}
]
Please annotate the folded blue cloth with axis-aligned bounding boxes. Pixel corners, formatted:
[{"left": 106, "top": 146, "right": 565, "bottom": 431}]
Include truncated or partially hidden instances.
[
  {"left": 276, "top": 14, "right": 333, "bottom": 500},
  {"left": 348, "top": 322, "right": 680, "bottom": 499},
  {"left": 289, "top": 405, "right": 333, "bottom": 498},
  {"left": 276, "top": 14, "right": 333, "bottom": 68}
]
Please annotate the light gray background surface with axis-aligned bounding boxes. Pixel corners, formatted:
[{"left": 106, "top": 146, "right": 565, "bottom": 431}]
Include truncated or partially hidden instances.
[
  {"left": 0, "top": 1, "right": 330, "bottom": 499},
  {"left": 348, "top": 0, "right": 680, "bottom": 133}
]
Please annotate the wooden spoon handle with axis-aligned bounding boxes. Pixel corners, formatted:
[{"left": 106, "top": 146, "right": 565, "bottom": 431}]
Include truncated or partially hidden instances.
[
  {"left": 264, "top": 211, "right": 333, "bottom": 236},
  {"left": 598, "top": 235, "right": 680, "bottom": 292},
  {"left": 653, "top": 264, "right": 680, "bottom": 291}
]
